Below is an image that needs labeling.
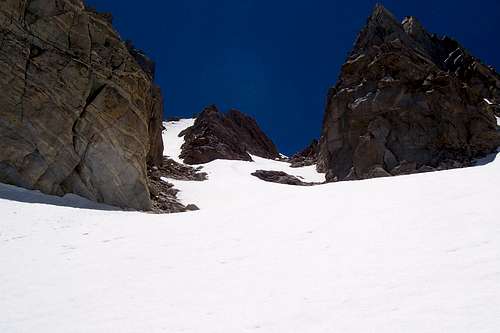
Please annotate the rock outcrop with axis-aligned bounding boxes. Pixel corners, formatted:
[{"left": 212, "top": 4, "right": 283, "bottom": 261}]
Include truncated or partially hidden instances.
[
  {"left": 180, "top": 105, "right": 280, "bottom": 164},
  {"left": 318, "top": 4, "right": 500, "bottom": 181},
  {"left": 147, "top": 157, "right": 206, "bottom": 213},
  {"left": 154, "top": 157, "right": 208, "bottom": 182},
  {"left": 288, "top": 139, "right": 319, "bottom": 168},
  {"left": 251, "top": 170, "right": 320, "bottom": 186},
  {"left": 0, "top": 0, "right": 164, "bottom": 210}
]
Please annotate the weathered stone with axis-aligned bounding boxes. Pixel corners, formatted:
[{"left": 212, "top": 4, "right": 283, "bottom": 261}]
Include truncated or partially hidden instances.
[
  {"left": 391, "top": 161, "right": 417, "bottom": 176},
  {"left": 366, "top": 166, "right": 391, "bottom": 179},
  {"left": 156, "top": 157, "right": 208, "bottom": 182},
  {"left": 147, "top": 157, "right": 206, "bottom": 213},
  {"left": 417, "top": 165, "right": 436, "bottom": 173},
  {"left": 318, "top": 4, "right": 500, "bottom": 182},
  {"left": 147, "top": 86, "right": 165, "bottom": 167},
  {"left": 0, "top": 0, "right": 164, "bottom": 210},
  {"left": 185, "top": 204, "right": 200, "bottom": 211},
  {"left": 251, "top": 170, "right": 321, "bottom": 186},
  {"left": 180, "top": 105, "right": 280, "bottom": 164}
]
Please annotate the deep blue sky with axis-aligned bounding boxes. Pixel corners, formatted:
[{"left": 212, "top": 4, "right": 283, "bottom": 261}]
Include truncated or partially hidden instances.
[{"left": 87, "top": 0, "right": 500, "bottom": 155}]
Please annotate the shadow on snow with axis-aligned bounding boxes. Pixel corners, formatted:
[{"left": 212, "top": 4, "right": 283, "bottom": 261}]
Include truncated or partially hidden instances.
[{"left": 0, "top": 182, "right": 121, "bottom": 211}]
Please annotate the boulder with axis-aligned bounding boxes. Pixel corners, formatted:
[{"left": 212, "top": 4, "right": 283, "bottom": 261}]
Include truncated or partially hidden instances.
[
  {"left": 251, "top": 170, "right": 320, "bottom": 186},
  {"left": 317, "top": 4, "right": 500, "bottom": 181}
]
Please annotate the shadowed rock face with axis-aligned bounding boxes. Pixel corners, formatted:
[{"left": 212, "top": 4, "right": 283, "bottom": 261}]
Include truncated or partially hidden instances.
[
  {"left": 288, "top": 139, "right": 319, "bottom": 168},
  {"left": 0, "top": 0, "right": 163, "bottom": 210},
  {"left": 318, "top": 4, "right": 500, "bottom": 182},
  {"left": 179, "top": 105, "right": 280, "bottom": 164}
]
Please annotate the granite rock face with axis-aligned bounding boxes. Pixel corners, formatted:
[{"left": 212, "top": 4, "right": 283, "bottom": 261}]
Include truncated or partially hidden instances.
[
  {"left": 180, "top": 105, "right": 280, "bottom": 164},
  {"left": 0, "top": 0, "right": 164, "bottom": 210},
  {"left": 318, "top": 5, "right": 500, "bottom": 181}
]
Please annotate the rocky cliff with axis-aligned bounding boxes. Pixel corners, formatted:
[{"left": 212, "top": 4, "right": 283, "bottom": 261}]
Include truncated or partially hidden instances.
[
  {"left": 318, "top": 5, "right": 500, "bottom": 181},
  {"left": 0, "top": 0, "right": 164, "bottom": 210},
  {"left": 179, "top": 105, "right": 280, "bottom": 164}
]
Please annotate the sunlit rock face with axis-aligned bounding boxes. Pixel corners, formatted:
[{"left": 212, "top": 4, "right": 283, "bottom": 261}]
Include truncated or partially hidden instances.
[
  {"left": 318, "top": 4, "right": 500, "bottom": 181},
  {"left": 0, "top": 0, "right": 164, "bottom": 210}
]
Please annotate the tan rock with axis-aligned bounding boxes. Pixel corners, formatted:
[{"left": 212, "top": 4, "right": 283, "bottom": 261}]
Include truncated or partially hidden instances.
[{"left": 0, "top": 0, "right": 163, "bottom": 210}]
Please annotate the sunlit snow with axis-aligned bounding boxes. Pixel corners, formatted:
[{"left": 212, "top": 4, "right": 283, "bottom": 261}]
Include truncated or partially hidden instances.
[{"left": 1, "top": 119, "right": 499, "bottom": 333}]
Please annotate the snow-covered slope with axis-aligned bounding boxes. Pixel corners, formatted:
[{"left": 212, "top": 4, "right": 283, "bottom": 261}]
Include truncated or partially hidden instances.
[
  {"left": 162, "top": 118, "right": 195, "bottom": 163},
  {"left": 1, "top": 119, "right": 499, "bottom": 333},
  {"left": 162, "top": 119, "right": 325, "bottom": 211}
]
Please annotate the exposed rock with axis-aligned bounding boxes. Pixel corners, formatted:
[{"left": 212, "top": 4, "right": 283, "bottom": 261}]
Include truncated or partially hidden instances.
[
  {"left": 288, "top": 139, "right": 319, "bottom": 168},
  {"left": 125, "top": 40, "right": 156, "bottom": 80},
  {"left": 366, "top": 166, "right": 392, "bottom": 179},
  {"left": 147, "top": 173, "right": 186, "bottom": 214},
  {"left": 318, "top": 4, "right": 500, "bottom": 182},
  {"left": 251, "top": 170, "right": 320, "bottom": 186},
  {"left": 180, "top": 105, "right": 280, "bottom": 164},
  {"left": 84, "top": 4, "right": 113, "bottom": 24},
  {"left": 185, "top": 204, "right": 200, "bottom": 211},
  {"left": 147, "top": 86, "right": 165, "bottom": 167},
  {"left": 157, "top": 157, "right": 208, "bottom": 181},
  {"left": 417, "top": 165, "right": 436, "bottom": 174},
  {"left": 0, "top": 0, "right": 164, "bottom": 210},
  {"left": 147, "top": 157, "right": 206, "bottom": 213},
  {"left": 390, "top": 161, "right": 417, "bottom": 176}
]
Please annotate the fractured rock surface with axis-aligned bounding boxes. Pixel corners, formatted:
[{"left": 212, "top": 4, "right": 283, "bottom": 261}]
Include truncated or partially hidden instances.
[
  {"left": 0, "top": 0, "right": 164, "bottom": 210},
  {"left": 180, "top": 105, "right": 280, "bottom": 164},
  {"left": 251, "top": 170, "right": 320, "bottom": 186},
  {"left": 155, "top": 157, "right": 208, "bottom": 182},
  {"left": 147, "top": 157, "right": 206, "bottom": 213},
  {"left": 318, "top": 4, "right": 500, "bottom": 181}
]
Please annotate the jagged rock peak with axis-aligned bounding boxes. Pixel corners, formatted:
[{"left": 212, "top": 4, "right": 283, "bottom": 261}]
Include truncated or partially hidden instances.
[
  {"left": 317, "top": 5, "right": 500, "bottom": 182},
  {"left": 401, "top": 15, "right": 436, "bottom": 48},
  {"left": 402, "top": 16, "right": 425, "bottom": 34},
  {"left": 371, "top": 3, "right": 398, "bottom": 23},
  {"left": 179, "top": 105, "right": 280, "bottom": 165},
  {"left": 199, "top": 104, "right": 220, "bottom": 117},
  {"left": 352, "top": 4, "right": 406, "bottom": 54}
]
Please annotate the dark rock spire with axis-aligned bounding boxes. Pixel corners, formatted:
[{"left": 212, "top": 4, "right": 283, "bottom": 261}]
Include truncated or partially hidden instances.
[{"left": 317, "top": 5, "right": 500, "bottom": 182}]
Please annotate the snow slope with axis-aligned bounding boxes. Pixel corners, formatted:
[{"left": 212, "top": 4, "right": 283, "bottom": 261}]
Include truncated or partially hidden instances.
[
  {"left": 162, "top": 118, "right": 195, "bottom": 163},
  {"left": 1, "top": 119, "right": 499, "bottom": 333},
  {"left": 162, "top": 119, "right": 325, "bottom": 211}
]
